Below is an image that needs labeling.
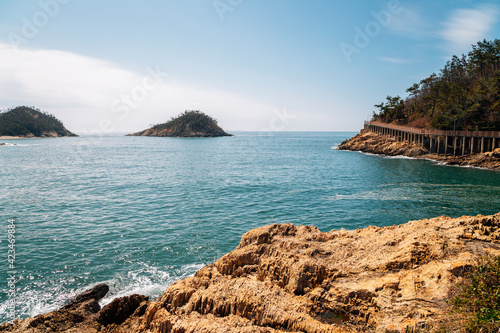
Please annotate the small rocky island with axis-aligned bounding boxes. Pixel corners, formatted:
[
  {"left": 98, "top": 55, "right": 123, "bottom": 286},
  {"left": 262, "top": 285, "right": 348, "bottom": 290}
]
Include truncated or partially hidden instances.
[
  {"left": 128, "top": 110, "right": 232, "bottom": 137},
  {"left": 0, "top": 106, "right": 77, "bottom": 138}
]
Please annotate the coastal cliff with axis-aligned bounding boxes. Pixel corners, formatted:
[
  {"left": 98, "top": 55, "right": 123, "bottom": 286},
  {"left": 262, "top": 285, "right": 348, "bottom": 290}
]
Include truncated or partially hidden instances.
[
  {"left": 338, "top": 130, "right": 500, "bottom": 171},
  {"left": 3, "top": 212, "right": 500, "bottom": 332}
]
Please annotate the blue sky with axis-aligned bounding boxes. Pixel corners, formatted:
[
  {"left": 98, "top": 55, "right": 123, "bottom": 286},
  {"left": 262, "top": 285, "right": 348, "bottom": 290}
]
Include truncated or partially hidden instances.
[{"left": 0, "top": 0, "right": 499, "bottom": 132}]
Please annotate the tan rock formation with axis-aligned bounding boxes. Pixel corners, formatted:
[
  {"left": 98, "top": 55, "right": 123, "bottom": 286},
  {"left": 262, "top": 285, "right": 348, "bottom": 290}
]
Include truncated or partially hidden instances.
[
  {"left": 3, "top": 213, "right": 500, "bottom": 332},
  {"left": 338, "top": 130, "right": 500, "bottom": 170}
]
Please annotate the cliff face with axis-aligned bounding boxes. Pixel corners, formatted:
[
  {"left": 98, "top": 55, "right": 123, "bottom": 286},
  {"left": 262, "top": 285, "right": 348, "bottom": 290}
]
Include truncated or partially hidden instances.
[
  {"left": 3, "top": 213, "right": 500, "bottom": 333},
  {"left": 338, "top": 130, "right": 500, "bottom": 171}
]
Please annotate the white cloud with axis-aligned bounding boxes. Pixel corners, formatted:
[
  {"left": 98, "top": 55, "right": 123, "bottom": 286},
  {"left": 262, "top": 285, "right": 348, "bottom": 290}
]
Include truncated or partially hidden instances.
[
  {"left": 0, "top": 43, "right": 278, "bottom": 133},
  {"left": 378, "top": 57, "right": 411, "bottom": 64},
  {"left": 387, "top": 5, "right": 431, "bottom": 39},
  {"left": 440, "top": 5, "right": 499, "bottom": 53}
]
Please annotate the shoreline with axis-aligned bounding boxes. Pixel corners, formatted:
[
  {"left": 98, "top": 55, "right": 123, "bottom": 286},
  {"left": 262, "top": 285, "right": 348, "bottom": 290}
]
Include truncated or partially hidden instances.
[
  {"left": 338, "top": 130, "right": 500, "bottom": 171},
  {"left": 0, "top": 135, "right": 79, "bottom": 140},
  {"left": 0, "top": 136, "right": 30, "bottom": 139},
  {"left": 359, "top": 149, "right": 500, "bottom": 172},
  {"left": 3, "top": 212, "right": 500, "bottom": 332}
]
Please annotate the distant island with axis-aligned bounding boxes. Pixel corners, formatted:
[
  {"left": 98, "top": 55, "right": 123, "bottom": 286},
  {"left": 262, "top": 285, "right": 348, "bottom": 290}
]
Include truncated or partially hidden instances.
[
  {"left": 127, "top": 110, "right": 232, "bottom": 137},
  {"left": 0, "top": 106, "right": 77, "bottom": 138}
]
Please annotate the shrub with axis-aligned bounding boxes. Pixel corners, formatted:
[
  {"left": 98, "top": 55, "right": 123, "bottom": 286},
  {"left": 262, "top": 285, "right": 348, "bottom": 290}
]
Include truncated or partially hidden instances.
[{"left": 439, "top": 256, "right": 500, "bottom": 332}]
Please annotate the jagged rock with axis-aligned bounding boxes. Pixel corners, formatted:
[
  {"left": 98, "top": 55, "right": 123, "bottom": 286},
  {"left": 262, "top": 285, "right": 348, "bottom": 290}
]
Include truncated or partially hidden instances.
[
  {"left": 4, "top": 213, "right": 500, "bottom": 332},
  {"left": 97, "top": 294, "right": 149, "bottom": 326},
  {"left": 139, "top": 213, "right": 500, "bottom": 333},
  {"left": 338, "top": 131, "right": 428, "bottom": 157},
  {"left": 338, "top": 130, "right": 500, "bottom": 170},
  {"left": 0, "top": 284, "right": 109, "bottom": 333},
  {"left": 62, "top": 284, "right": 109, "bottom": 310},
  {"left": 485, "top": 148, "right": 500, "bottom": 158}
]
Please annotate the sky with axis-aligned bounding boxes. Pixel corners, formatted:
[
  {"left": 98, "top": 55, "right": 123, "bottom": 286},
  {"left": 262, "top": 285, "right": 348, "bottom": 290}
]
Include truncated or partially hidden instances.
[{"left": 0, "top": 0, "right": 499, "bottom": 133}]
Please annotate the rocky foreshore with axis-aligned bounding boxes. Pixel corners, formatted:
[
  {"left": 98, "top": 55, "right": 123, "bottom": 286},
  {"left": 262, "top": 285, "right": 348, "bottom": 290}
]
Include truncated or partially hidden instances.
[
  {"left": 338, "top": 130, "right": 500, "bottom": 171},
  {"left": 3, "top": 213, "right": 500, "bottom": 332}
]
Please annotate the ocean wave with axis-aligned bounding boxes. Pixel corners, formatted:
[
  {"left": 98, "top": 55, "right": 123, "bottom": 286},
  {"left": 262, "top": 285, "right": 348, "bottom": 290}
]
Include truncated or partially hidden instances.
[
  {"left": 383, "top": 155, "right": 415, "bottom": 160},
  {"left": 330, "top": 192, "right": 414, "bottom": 201},
  {"left": 99, "top": 262, "right": 205, "bottom": 307},
  {"left": 0, "top": 276, "right": 76, "bottom": 322},
  {"left": 356, "top": 151, "right": 418, "bottom": 160},
  {"left": 2, "top": 143, "right": 41, "bottom": 147},
  {"left": 0, "top": 262, "right": 206, "bottom": 323}
]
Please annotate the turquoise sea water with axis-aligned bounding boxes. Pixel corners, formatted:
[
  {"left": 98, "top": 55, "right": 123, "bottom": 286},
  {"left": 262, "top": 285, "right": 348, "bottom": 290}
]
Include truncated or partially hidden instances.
[{"left": 1, "top": 131, "right": 499, "bottom": 322}]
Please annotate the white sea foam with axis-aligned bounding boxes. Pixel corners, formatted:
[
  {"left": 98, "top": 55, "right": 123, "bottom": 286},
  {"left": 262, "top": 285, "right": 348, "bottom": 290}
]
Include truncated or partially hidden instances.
[
  {"left": 330, "top": 191, "right": 413, "bottom": 201},
  {"left": 99, "top": 262, "right": 206, "bottom": 307},
  {"left": 383, "top": 155, "right": 415, "bottom": 160},
  {"left": 0, "top": 278, "right": 76, "bottom": 322},
  {"left": 0, "top": 262, "right": 207, "bottom": 323},
  {"left": 355, "top": 151, "right": 418, "bottom": 160}
]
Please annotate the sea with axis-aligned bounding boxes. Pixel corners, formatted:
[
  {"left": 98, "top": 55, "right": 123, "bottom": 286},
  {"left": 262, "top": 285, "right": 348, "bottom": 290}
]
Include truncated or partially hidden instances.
[{"left": 1, "top": 131, "right": 499, "bottom": 322}]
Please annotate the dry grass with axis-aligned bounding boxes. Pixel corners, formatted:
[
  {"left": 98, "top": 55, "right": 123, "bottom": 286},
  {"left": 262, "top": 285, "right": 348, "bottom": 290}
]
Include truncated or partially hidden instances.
[{"left": 429, "top": 256, "right": 500, "bottom": 333}]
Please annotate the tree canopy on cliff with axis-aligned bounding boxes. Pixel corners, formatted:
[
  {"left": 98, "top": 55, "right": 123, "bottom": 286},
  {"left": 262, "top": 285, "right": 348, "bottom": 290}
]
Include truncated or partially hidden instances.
[
  {"left": 153, "top": 110, "right": 220, "bottom": 132},
  {"left": 372, "top": 39, "right": 500, "bottom": 131},
  {"left": 0, "top": 106, "right": 76, "bottom": 137}
]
